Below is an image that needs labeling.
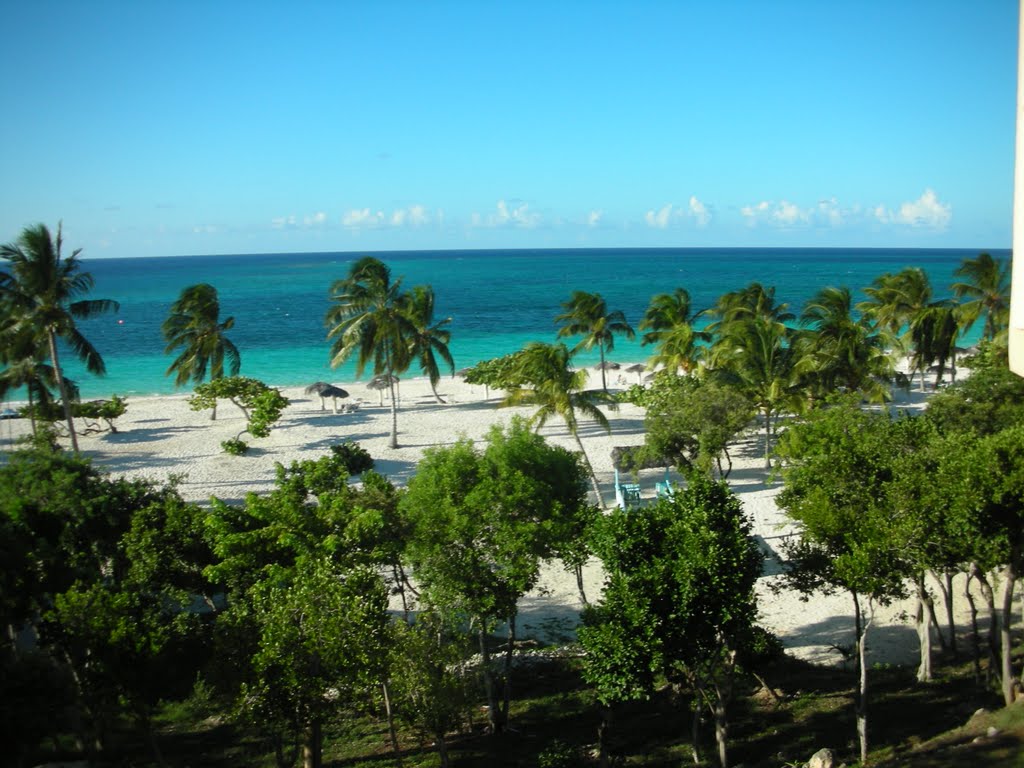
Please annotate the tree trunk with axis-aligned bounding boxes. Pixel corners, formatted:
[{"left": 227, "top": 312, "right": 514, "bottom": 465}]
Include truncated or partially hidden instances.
[
  {"left": 856, "top": 598, "right": 874, "bottom": 766},
  {"left": 916, "top": 575, "right": 933, "bottom": 682},
  {"left": 429, "top": 380, "right": 446, "bottom": 405},
  {"left": 966, "top": 572, "right": 983, "bottom": 687},
  {"left": 690, "top": 695, "right": 702, "bottom": 765},
  {"left": 302, "top": 719, "right": 322, "bottom": 768},
  {"left": 971, "top": 564, "right": 1001, "bottom": 685},
  {"left": 573, "top": 433, "right": 606, "bottom": 509},
  {"left": 145, "top": 717, "right": 167, "bottom": 768},
  {"left": 478, "top": 627, "right": 502, "bottom": 734},
  {"left": 388, "top": 375, "right": 400, "bottom": 449},
  {"left": 762, "top": 406, "right": 772, "bottom": 470},
  {"left": 435, "top": 731, "right": 450, "bottom": 768},
  {"left": 599, "top": 344, "right": 608, "bottom": 392},
  {"left": 597, "top": 705, "right": 613, "bottom": 768},
  {"left": 381, "top": 680, "right": 403, "bottom": 768},
  {"left": 26, "top": 388, "right": 37, "bottom": 438},
  {"left": 932, "top": 569, "right": 958, "bottom": 657},
  {"left": 501, "top": 614, "right": 516, "bottom": 726},
  {"left": 1001, "top": 561, "right": 1019, "bottom": 706},
  {"left": 713, "top": 650, "right": 737, "bottom": 768},
  {"left": 575, "top": 563, "right": 589, "bottom": 606},
  {"left": 47, "top": 329, "right": 79, "bottom": 452}
]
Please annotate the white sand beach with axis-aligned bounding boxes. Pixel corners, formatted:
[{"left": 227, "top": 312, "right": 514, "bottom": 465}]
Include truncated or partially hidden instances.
[{"left": 0, "top": 366, "right": 982, "bottom": 668}]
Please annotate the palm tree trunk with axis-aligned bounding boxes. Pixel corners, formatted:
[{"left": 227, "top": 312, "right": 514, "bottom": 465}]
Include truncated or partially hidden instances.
[
  {"left": 47, "top": 329, "right": 79, "bottom": 452},
  {"left": 388, "top": 376, "right": 399, "bottom": 448},
  {"left": 573, "top": 433, "right": 606, "bottom": 509},
  {"left": 599, "top": 344, "right": 608, "bottom": 392}
]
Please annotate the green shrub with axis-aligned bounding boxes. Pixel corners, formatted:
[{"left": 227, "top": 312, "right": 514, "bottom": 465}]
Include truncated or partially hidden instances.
[
  {"left": 537, "top": 739, "right": 584, "bottom": 768},
  {"left": 329, "top": 441, "right": 374, "bottom": 475},
  {"left": 221, "top": 438, "right": 249, "bottom": 456}
]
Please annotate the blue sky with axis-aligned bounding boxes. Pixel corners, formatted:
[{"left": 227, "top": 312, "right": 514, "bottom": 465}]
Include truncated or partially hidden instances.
[{"left": 0, "top": 1, "right": 1017, "bottom": 259}]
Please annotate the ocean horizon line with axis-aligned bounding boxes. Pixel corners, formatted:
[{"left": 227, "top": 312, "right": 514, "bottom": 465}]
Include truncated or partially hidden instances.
[{"left": 77, "top": 243, "right": 1013, "bottom": 264}]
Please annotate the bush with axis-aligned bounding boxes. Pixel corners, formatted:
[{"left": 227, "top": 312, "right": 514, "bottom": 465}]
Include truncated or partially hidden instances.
[
  {"left": 615, "top": 383, "right": 649, "bottom": 406},
  {"left": 221, "top": 438, "right": 249, "bottom": 456},
  {"left": 329, "top": 441, "right": 374, "bottom": 475},
  {"left": 537, "top": 739, "right": 585, "bottom": 768}
]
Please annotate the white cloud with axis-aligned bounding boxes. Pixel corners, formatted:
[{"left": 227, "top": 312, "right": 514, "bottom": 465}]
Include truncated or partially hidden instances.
[
  {"left": 689, "top": 196, "right": 711, "bottom": 227},
  {"left": 816, "top": 197, "right": 844, "bottom": 227},
  {"left": 342, "top": 208, "right": 386, "bottom": 228},
  {"left": 470, "top": 199, "right": 543, "bottom": 229},
  {"left": 873, "top": 189, "right": 951, "bottom": 228},
  {"left": 644, "top": 204, "right": 675, "bottom": 229},
  {"left": 304, "top": 211, "right": 327, "bottom": 227},
  {"left": 340, "top": 204, "right": 435, "bottom": 230},
  {"left": 587, "top": 209, "right": 603, "bottom": 227},
  {"left": 645, "top": 199, "right": 714, "bottom": 229},
  {"left": 773, "top": 201, "right": 809, "bottom": 226},
  {"left": 741, "top": 199, "right": 842, "bottom": 228}
]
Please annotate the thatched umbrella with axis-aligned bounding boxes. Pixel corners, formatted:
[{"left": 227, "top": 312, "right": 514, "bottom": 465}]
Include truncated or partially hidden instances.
[
  {"left": 625, "top": 363, "right": 646, "bottom": 385},
  {"left": 305, "top": 382, "right": 350, "bottom": 413},
  {"left": 368, "top": 374, "right": 400, "bottom": 406},
  {"left": 595, "top": 360, "right": 620, "bottom": 371}
]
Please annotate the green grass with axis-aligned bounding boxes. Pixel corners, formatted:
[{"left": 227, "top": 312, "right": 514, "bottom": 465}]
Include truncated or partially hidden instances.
[{"left": 22, "top": 651, "right": 1024, "bottom": 767}]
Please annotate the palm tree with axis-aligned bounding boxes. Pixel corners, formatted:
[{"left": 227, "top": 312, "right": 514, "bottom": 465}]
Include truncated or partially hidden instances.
[
  {"left": 952, "top": 252, "right": 1010, "bottom": 343},
  {"left": 0, "top": 322, "right": 66, "bottom": 437},
  {"left": 326, "top": 257, "right": 414, "bottom": 449},
  {"left": 0, "top": 222, "right": 118, "bottom": 452},
  {"left": 639, "top": 287, "right": 709, "bottom": 374},
  {"left": 708, "top": 314, "right": 801, "bottom": 469},
  {"left": 406, "top": 285, "right": 455, "bottom": 405},
  {"left": 794, "top": 286, "right": 897, "bottom": 404},
  {"left": 162, "top": 283, "right": 240, "bottom": 419},
  {"left": 858, "top": 268, "right": 956, "bottom": 391},
  {"left": 501, "top": 342, "right": 614, "bottom": 507},
  {"left": 705, "top": 284, "right": 800, "bottom": 469},
  {"left": 707, "top": 282, "right": 795, "bottom": 332},
  {"left": 555, "top": 291, "right": 635, "bottom": 392}
]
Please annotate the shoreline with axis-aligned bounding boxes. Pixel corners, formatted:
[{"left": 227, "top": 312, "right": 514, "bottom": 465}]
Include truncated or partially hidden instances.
[{"left": 0, "top": 364, "right": 979, "bottom": 667}]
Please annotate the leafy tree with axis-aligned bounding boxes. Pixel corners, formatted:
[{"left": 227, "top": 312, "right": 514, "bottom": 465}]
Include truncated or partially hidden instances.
[
  {"left": 858, "top": 267, "right": 958, "bottom": 390},
  {"left": 461, "top": 353, "right": 526, "bottom": 398},
  {"left": 203, "top": 451, "right": 401, "bottom": 767},
  {"left": 579, "top": 475, "right": 762, "bottom": 768},
  {"left": 406, "top": 284, "right": 455, "bottom": 404},
  {"left": 242, "top": 557, "right": 388, "bottom": 768},
  {"left": 0, "top": 222, "right": 119, "bottom": 452},
  {"left": 794, "top": 285, "right": 898, "bottom": 403},
  {"left": 636, "top": 372, "right": 754, "bottom": 478},
  {"left": 0, "top": 323, "right": 63, "bottom": 437},
  {"left": 776, "top": 400, "right": 913, "bottom": 763},
  {"left": 555, "top": 290, "right": 635, "bottom": 392},
  {"left": 952, "top": 426, "right": 1024, "bottom": 705},
  {"left": 708, "top": 311, "right": 802, "bottom": 469},
  {"left": 326, "top": 257, "right": 415, "bottom": 448},
  {"left": 402, "top": 418, "right": 591, "bottom": 734},
  {"left": 162, "top": 283, "right": 240, "bottom": 418},
  {"left": 502, "top": 341, "right": 615, "bottom": 507},
  {"left": 389, "top": 612, "right": 474, "bottom": 768},
  {"left": 953, "top": 251, "right": 1010, "bottom": 343},
  {"left": 25, "top": 395, "right": 128, "bottom": 435},
  {"left": 924, "top": 360, "right": 1024, "bottom": 436},
  {"left": 0, "top": 442, "right": 204, "bottom": 761},
  {"left": 188, "top": 376, "right": 289, "bottom": 452},
  {"left": 638, "top": 287, "right": 709, "bottom": 374}
]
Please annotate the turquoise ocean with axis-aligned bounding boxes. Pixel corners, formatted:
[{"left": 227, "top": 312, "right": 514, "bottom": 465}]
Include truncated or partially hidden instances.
[{"left": 38, "top": 247, "right": 1008, "bottom": 401}]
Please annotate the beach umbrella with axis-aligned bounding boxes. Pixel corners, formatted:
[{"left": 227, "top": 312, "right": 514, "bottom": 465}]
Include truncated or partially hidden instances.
[
  {"left": 625, "top": 363, "right": 646, "bottom": 385},
  {"left": 595, "top": 361, "right": 620, "bottom": 371},
  {"left": 305, "top": 382, "right": 350, "bottom": 413},
  {"left": 368, "top": 374, "right": 399, "bottom": 406}
]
